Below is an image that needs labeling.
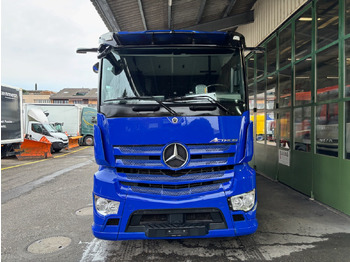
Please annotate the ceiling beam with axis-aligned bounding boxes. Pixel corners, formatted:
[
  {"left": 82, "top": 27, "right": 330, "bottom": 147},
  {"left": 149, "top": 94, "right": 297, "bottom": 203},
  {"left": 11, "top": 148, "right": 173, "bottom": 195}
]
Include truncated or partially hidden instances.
[
  {"left": 223, "top": 0, "right": 237, "bottom": 18},
  {"left": 137, "top": 0, "right": 148, "bottom": 30},
  {"left": 196, "top": 0, "right": 207, "bottom": 24},
  {"left": 183, "top": 11, "right": 254, "bottom": 32},
  {"left": 91, "top": 0, "right": 120, "bottom": 32}
]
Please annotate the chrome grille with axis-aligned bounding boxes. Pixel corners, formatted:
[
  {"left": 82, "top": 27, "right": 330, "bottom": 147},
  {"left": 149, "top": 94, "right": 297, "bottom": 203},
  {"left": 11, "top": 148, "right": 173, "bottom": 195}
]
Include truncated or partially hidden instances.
[
  {"left": 125, "top": 171, "right": 226, "bottom": 182},
  {"left": 128, "top": 184, "right": 221, "bottom": 196},
  {"left": 114, "top": 143, "right": 236, "bottom": 170},
  {"left": 120, "top": 159, "right": 164, "bottom": 168},
  {"left": 188, "top": 144, "right": 234, "bottom": 153},
  {"left": 118, "top": 145, "right": 163, "bottom": 154},
  {"left": 187, "top": 158, "right": 228, "bottom": 167},
  {"left": 121, "top": 179, "right": 229, "bottom": 196}
]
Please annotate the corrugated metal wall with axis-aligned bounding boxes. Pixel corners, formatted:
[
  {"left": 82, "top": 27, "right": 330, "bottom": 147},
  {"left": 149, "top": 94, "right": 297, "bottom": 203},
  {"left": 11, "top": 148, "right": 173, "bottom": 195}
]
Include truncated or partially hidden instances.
[{"left": 237, "top": 0, "right": 308, "bottom": 47}]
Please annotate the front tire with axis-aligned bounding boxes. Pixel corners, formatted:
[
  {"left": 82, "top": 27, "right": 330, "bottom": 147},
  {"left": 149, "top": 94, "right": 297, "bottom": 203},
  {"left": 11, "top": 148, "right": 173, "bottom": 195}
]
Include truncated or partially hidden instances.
[{"left": 83, "top": 135, "right": 94, "bottom": 146}]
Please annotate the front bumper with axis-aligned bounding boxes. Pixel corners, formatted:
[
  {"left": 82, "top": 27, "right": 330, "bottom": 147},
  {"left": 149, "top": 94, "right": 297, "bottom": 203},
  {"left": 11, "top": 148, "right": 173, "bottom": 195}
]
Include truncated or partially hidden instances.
[
  {"left": 92, "top": 164, "right": 257, "bottom": 240},
  {"left": 52, "top": 141, "right": 68, "bottom": 150}
]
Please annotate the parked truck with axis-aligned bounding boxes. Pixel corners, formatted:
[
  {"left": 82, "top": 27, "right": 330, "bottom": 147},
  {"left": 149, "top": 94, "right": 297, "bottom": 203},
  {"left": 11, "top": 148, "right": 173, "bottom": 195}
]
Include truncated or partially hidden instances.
[
  {"left": 1, "top": 85, "right": 24, "bottom": 158},
  {"left": 32, "top": 104, "right": 97, "bottom": 146},
  {"left": 78, "top": 30, "right": 261, "bottom": 240},
  {"left": 23, "top": 104, "right": 68, "bottom": 152}
]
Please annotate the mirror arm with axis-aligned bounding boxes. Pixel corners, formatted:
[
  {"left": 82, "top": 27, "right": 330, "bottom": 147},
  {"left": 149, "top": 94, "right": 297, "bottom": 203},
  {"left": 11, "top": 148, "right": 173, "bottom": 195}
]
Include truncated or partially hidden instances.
[{"left": 76, "top": 48, "right": 98, "bottom": 54}]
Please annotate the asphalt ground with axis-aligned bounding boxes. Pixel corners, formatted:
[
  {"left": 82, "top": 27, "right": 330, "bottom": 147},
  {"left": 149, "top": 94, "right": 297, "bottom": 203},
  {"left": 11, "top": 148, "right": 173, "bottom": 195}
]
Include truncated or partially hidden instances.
[{"left": 1, "top": 146, "right": 350, "bottom": 261}]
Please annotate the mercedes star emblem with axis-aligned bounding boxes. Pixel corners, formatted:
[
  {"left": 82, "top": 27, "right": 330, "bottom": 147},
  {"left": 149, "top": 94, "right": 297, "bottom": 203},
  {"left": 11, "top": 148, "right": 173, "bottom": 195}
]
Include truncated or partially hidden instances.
[{"left": 163, "top": 143, "right": 188, "bottom": 169}]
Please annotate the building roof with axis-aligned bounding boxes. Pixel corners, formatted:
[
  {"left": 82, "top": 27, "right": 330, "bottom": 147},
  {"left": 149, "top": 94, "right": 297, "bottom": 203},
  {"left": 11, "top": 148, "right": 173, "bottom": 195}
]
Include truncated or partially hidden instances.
[
  {"left": 24, "top": 90, "right": 56, "bottom": 95},
  {"left": 50, "top": 88, "right": 98, "bottom": 100},
  {"left": 91, "top": 0, "right": 256, "bottom": 32}
]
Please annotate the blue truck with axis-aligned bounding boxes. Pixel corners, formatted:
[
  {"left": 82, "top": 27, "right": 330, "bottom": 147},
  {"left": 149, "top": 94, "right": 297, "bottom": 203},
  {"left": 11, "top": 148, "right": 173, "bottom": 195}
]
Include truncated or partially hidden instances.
[{"left": 79, "top": 30, "right": 259, "bottom": 240}]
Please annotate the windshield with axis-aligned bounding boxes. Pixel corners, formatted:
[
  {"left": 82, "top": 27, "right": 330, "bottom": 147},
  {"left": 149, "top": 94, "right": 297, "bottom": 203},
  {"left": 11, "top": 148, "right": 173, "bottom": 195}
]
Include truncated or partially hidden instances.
[
  {"left": 43, "top": 124, "right": 57, "bottom": 133},
  {"left": 100, "top": 48, "right": 246, "bottom": 116}
]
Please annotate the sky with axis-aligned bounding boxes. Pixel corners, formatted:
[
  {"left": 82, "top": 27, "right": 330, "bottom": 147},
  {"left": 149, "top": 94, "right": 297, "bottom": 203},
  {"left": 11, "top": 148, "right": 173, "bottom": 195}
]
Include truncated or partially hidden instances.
[{"left": 1, "top": 0, "right": 108, "bottom": 92}]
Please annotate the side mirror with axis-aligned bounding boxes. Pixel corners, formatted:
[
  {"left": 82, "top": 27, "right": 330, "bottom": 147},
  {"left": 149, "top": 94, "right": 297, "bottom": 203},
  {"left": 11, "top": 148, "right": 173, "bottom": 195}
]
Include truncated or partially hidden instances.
[
  {"left": 93, "top": 62, "right": 99, "bottom": 73},
  {"left": 91, "top": 116, "right": 97, "bottom": 124}
]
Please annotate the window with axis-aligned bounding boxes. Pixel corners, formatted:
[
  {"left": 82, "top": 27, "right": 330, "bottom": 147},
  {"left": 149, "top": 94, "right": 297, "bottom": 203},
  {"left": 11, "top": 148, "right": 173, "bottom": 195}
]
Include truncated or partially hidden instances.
[
  {"left": 317, "top": 45, "right": 338, "bottom": 101},
  {"left": 101, "top": 50, "right": 246, "bottom": 111},
  {"left": 256, "top": 80, "right": 265, "bottom": 110},
  {"left": 295, "top": 58, "right": 312, "bottom": 105},
  {"left": 53, "top": 100, "right": 68, "bottom": 104},
  {"left": 248, "top": 85, "right": 255, "bottom": 110},
  {"left": 267, "top": 37, "right": 276, "bottom": 74},
  {"left": 295, "top": 8, "right": 312, "bottom": 60},
  {"left": 346, "top": 101, "right": 350, "bottom": 159},
  {"left": 75, "top": 92, "right": 88, "bottom": 96},
  {"left": 279, "top": 111, "right": 291, "bottom": 149},
  {"left": 247, "top": 56, "right": 255, "bottom": 85},
  {"left": 316, "top": 103, "right": 338, "bottom": 157},
  {"left": 294, "top": 107, "right": 311, "bottom": 152},
  {"left": 266, "top": 112, "right": 277, "bottom": 146},
  {"left": 256, "top": 112, "right": 265, "bottom": 144},
  {"left": 34, "top": 99, "right": 50, "bottom": 103},
  {"left": 279, "top": 25, "right": 292, "bottom": 68},
  {"left": 317, "top": 0, "right": 339, "bottom": 49},
  {"left": 32, "top": 123, "right": 43, "bottom": 134},
  {"left": 256, "top": 51, "right": 265, "bottom": 80},
  {"left": 266, "top": 75, "right": 277, "bottom": 109},
  {"left": 279, "top": 67, "right": 292, "bottom": 107}
]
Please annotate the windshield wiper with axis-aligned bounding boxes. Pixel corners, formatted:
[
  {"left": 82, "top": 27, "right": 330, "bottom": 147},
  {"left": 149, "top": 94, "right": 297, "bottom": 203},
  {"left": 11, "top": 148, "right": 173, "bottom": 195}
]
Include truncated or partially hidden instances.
[
  {"left": 104, "top": 96, "right": 178, "bottom": 116},
  {"left": 166, "top": 95, "right": 230, "bottom": 114}
]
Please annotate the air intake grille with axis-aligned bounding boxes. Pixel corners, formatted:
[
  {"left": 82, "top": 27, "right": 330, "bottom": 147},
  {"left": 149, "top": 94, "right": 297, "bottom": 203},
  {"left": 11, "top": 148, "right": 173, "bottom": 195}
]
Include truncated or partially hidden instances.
[
  {"left": 118, "top": 145, "right": 163, "bottom": 154},
  {"left": 125, "top": 171, "right": 226, "bottom": 182},
  {"left": 120, "top": 179, "right": 229, "bottom": 196},
  {"left": 118, "top": 165, "right": 232, "bottom": 175}
]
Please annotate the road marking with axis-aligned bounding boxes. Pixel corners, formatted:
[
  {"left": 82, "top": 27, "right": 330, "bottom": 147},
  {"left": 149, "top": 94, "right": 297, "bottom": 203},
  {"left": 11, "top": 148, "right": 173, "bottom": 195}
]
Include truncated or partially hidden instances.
[
  {"left": 1, "top": 160, "right": 93, "bottom": 203},
  {"left": 1, "top": 146, "right": 89, "bottom": 171},
  {"left": 1, "top": 159, "right": 48, "bottom": 171}
]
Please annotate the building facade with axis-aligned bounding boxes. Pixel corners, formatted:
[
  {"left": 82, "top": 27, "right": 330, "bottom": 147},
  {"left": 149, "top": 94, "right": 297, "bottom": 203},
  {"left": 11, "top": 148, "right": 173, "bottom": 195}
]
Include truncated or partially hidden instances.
[
  {"left": 237, "top": 0, "right": 350, "bottom": 215},
  {"left": 22, "top": 90, "right": 55, "bottom": 103}
]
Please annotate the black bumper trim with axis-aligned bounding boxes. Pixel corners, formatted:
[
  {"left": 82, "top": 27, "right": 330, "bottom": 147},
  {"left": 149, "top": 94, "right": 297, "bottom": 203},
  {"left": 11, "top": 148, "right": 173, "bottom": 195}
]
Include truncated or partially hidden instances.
[{"left": 125, "top": 208, "right": 227, "bottom": 237}]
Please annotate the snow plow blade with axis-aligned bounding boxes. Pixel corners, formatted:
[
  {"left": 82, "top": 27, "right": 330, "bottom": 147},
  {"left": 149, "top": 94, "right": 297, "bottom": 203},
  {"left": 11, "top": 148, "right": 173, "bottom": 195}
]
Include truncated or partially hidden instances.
[
  {"left": 16, "top": 138, "right": 52, "bottom": 160},
  {"left": 67, "top": 136, "right": 83, "bottom": 150}
]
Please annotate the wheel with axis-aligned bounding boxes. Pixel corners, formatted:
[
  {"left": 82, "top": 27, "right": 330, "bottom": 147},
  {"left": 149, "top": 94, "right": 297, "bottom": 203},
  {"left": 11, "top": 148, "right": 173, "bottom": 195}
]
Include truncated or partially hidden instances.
[
  {"left": 83, "top": 135, "right": 94, "bottom": 146},
  {"left": 54, "top": 149, "right": 61, "bottom": 153}
]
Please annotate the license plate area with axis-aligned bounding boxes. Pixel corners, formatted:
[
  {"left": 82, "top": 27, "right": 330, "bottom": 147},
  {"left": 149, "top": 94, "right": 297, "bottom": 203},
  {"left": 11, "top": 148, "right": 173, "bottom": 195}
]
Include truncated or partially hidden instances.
[{"left": 147, "top": 224, "right": 208, "bottom": 238}]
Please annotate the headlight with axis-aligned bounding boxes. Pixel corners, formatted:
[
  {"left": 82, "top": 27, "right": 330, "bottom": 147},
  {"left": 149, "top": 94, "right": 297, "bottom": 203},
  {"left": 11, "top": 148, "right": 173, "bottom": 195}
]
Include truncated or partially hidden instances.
[
  {"left": 94, "top": 195, "right": 120, "bottom": 216},
  {"left": 228, "top": 189, "right": 255, "bottom": 212}
]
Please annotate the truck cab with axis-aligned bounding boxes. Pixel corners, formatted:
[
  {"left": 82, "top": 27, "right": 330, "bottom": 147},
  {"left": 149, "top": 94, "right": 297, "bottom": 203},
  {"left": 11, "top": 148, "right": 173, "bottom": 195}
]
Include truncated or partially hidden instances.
[
  {"left": 25, "top": 106, "right": 68, "bottom": 152},
  {"left": 88, "top": 30, "right": 257, "bottom": 240}
]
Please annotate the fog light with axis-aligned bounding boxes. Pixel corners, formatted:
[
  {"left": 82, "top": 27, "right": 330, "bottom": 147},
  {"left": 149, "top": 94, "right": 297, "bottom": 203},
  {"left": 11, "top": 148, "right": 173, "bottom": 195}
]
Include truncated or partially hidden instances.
[
  {"left": 94, "top": 195, "right": 120, "bottom": 216},
  {"left": 229, "top": 189, "right": 255, "bottom": 212}
]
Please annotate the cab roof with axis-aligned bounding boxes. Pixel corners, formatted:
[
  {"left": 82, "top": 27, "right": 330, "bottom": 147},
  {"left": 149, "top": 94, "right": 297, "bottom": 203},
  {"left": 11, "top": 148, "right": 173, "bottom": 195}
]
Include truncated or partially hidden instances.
[{"left": 99, "top": 30, "right": 244, "bottom": 48}]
